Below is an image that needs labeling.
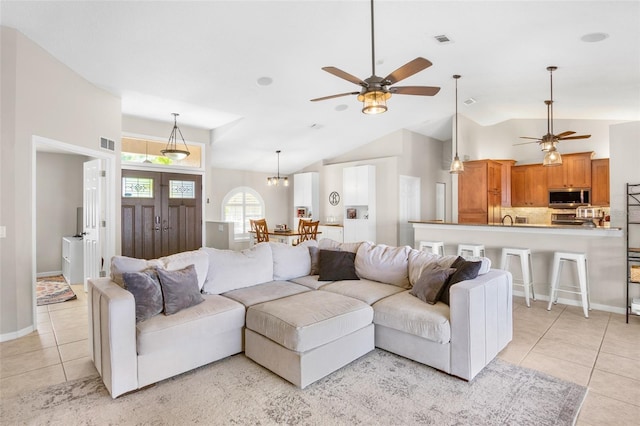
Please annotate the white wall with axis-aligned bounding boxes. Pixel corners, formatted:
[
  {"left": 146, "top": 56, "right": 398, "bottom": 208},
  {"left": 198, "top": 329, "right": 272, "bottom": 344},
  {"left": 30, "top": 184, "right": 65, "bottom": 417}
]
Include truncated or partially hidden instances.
[
  {"left": 36, "top": 152, "right": 87, "bottom": 274},
  {"left": 1, "top": 27, "right": 121, "bottom": 340}
]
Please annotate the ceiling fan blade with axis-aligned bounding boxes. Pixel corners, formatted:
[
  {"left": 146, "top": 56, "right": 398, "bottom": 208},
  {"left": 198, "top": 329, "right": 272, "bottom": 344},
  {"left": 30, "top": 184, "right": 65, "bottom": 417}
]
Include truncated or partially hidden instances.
[
  {"left": 310, "top": 92, "right": 360, "bottom": 102},
  {"left": 513, "top": 141, "right": 540, "bottom": 146},
  {"left": 384, "top": 57, "right": 432, "bottom": 85},
  {"left": 389, "top": 86, "right": 440, "bottom": 96},
  {"left": 321, "top": 67, "right": 366, "bottom": 86},
  {"left": 558, "top": 134, "right": 591, "bottom": 140},
  {"left": 555, "top": 131, "right": 576, "bottom": 138},
  {"left": 519, "top": 136, "right": 543, "bottom": 140}
]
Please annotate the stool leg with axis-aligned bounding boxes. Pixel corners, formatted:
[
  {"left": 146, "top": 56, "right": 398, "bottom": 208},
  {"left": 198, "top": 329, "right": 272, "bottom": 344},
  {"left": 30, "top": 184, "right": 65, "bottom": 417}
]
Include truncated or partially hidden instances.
[
  {"left": 578, "top": 258, "right": 589, "bottom": 318},
  {"left": 528, "top": 252, "right": 536, "bottom": 301},
  {"left": 520, "top": 254, "right": 531, "bottom": 308},
  {"left": 548, "top": 254, "right": 560, "bottom": 311},
  {"left": 500, "top": 251, "right": 508, "bottom": 270}
]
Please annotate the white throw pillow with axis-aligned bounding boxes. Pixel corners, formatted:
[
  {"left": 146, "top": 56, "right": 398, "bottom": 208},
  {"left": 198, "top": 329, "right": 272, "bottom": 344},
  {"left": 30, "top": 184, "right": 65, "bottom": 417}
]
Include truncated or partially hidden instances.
[
  {"left": 269, "top": 240, "right": 317, "bottom": 281},
  {"left": 200, "top": 243, "right": 274, "bottom": 294},
  {"left": 160, "top": 250, "right": 209, "bottom": 290},
  {"left": 355, "top": 241, "right": 411, "bottom": 288},
  {"left": 318, "top": 238, "right": 363, "bottom": 253},
  {"left": 110, "top": 256, "right": 163, "bottom": 288}
]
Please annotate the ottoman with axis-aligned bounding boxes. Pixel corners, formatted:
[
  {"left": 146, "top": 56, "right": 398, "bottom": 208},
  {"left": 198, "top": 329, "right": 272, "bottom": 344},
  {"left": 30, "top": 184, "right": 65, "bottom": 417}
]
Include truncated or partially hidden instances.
[{"left": 245, "top": 290, "right": 374, "bottom": 388}]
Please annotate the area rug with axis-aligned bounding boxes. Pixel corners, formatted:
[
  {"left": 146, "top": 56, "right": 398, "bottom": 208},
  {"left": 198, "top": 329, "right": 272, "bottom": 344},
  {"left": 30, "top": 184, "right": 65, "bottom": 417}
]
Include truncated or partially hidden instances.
[
  {"left": 36, "top": 275, "right": 77, "bottom": 306},
  {"left": 0, "top": 349, "right": 586, "bottom": 425}
]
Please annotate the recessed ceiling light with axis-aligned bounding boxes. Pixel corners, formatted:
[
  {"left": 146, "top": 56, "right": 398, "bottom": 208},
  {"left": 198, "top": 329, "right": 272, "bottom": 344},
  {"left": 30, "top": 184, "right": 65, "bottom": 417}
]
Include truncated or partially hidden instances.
[
  {"left": 256, "top": 76, "right": 273, "bottom": 86},
  {"left": 335, "top": 104, "right": 348, "bottom": 112},
  {"left": 580, "top": 32, "right": 609, "bottom": 43}
]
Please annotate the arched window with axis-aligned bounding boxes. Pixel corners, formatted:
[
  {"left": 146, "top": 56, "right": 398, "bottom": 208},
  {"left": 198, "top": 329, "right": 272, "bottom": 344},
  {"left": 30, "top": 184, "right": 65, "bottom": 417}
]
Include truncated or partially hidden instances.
[{"left": 221, "top": 186, "right": 265, "bottom": 240}]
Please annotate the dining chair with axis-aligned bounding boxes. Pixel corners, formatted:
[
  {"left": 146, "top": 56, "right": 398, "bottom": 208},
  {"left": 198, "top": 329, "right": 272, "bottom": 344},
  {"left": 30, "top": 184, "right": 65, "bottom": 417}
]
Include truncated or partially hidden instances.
[
  {"left": 298, "top": 220, "right": 319, "bottom": 243},
  {"left": 250, "top": 218, "right": 269, "bottom": 243}
]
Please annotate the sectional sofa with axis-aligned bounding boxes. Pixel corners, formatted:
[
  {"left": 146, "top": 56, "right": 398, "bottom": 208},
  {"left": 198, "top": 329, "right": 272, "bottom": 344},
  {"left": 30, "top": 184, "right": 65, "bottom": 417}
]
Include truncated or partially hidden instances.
[{"left": 88, "top": 239, "right": 513, "bottom": 398}]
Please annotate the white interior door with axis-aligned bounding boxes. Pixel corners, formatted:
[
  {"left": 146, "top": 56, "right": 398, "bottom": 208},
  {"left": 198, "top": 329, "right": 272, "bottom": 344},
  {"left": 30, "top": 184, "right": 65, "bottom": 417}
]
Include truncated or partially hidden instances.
[
  {"left": 83, "top": 159, "right": 104, "bottom": 291},
  {"left": 399, "top": 175, "right": 420, "bottom": 247}
]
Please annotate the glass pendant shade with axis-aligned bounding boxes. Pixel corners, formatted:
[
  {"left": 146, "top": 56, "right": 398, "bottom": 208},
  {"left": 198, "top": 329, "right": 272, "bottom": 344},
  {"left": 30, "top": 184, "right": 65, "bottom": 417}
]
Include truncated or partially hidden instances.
[
  {"left": 359, "top": 90, "right": 390, "bottom": 115},
  {"left": 267, "top": 150, "right": 289, "bottom": 187},
  {"left": 543, "top": 147, "right": 563, "bottom": 166},
  {"left": 449, "top": 154, "right": 464, "bottom": 173},
  {"left": 161, "top": 113, "right": 190, "bottom": 160}
]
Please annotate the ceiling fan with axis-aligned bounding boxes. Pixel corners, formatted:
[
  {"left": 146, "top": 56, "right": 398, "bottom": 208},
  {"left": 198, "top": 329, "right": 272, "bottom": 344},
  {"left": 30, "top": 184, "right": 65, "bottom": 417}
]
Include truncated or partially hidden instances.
[
  {"left": 310, "top": 0, "right": 440, "bottom": 114},
  {"left": 516, "top": 66, "right": 591, "bottom": 151}
]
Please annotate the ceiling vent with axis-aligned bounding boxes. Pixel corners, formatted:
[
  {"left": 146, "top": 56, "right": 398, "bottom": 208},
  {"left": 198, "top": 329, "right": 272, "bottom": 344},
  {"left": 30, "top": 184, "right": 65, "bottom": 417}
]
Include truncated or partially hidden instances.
[
  {"left": 464, "top": 98, "right": 477, "bottom": 106},
  {"left": 434, "top": 34, "right": 453, "bottom": 44},
  {"left": 100, "top": 137, "right": 115, "bottom": 151}
]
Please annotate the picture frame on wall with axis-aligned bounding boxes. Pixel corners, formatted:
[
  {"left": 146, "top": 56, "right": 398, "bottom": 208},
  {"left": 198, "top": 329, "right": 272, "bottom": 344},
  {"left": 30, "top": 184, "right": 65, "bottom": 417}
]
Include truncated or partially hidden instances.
[{"left": 346, "top": 208, "right": 357, "bottom": 219}]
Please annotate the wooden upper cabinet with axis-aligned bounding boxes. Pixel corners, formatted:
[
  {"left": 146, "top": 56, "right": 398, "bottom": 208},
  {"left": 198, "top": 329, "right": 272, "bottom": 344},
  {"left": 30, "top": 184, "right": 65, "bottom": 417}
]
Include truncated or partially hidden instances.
[
  {"left": 591, "top": 158, "right": 610, "bottom": 206},
  {"left": 511, "top": 164, "right": 548, "bottom": 207},
  {"left": 546, "top": 151, "right": 593, "bottom": 189},
  {"left": 495, "top": 160, "right": 516, "bottom": 207},
  {"left": 458, "top": 160, "right": 503, "bottom": 224}
]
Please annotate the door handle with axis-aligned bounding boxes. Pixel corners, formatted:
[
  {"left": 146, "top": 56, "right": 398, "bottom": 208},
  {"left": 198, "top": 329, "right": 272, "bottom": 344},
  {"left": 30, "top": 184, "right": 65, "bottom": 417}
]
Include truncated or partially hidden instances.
[
  {"left": 162, "top": 219, "right": 172, "bottom": 232},
  {"left": 153, "top": 216, "right": 161, "bottom": 231}
]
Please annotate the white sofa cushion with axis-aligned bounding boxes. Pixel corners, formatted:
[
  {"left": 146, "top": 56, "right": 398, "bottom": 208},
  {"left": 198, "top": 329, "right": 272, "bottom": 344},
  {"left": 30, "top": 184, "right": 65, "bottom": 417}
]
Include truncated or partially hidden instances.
[
  {"left": 320, "top": 278, "right": 405, "bottom": 305},
  {"left": 318, "top": 238, "right": 363, "bottom": 253},
  {"left": 355, "top": 242, "right": 411, "bottom": 288},
  {"left": 269, "top": 240, "right": 317, "bottom": 281},
  {"left": 222, "top": 280, "right": 310, "bottom": 307},
  {"left": 372, "top": 291, "right": 451, "bottom": 344},
  {"left": 159, "top": 250, "right": 209, "bottom": 290},
  {"left": 110, "top": 256, "right": 163, "bottom": 287},
  {"left": 200, "top": 243, "right": 273, "bottom": 294}
]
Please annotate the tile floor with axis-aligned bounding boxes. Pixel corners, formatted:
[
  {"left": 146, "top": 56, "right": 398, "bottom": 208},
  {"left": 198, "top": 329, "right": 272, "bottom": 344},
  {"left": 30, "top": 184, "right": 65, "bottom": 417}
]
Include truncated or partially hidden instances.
[{"left": 1, "top": 288, "right": 639, "bottom": 425}]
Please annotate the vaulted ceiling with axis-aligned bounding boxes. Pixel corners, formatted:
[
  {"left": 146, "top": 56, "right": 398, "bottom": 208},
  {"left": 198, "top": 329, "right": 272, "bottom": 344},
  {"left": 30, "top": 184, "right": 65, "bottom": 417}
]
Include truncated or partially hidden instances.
[{"left": 2, "top": 1, "right": 639, "bottom": 173}]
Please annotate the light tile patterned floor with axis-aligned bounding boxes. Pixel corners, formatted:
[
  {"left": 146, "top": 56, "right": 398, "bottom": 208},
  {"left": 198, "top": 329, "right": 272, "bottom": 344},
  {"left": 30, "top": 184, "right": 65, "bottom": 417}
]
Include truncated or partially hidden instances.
[{"left": 1, "top": 288, "right": 639, "bottom": 424}]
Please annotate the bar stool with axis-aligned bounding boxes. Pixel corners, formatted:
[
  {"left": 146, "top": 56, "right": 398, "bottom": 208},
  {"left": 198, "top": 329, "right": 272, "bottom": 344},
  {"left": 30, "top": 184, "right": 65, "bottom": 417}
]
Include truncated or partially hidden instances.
[
  {"left": 548, "top": 251, "right": 590, "bottom": 318},
  {"left": 418, "top": 241, "right": 445, "bottom": 256},
  {"left": 500, "top": 248, "right": 535, "bottom": 307},
  {"left": 457, "top": 243, "right": 485, "bottom": 258}
]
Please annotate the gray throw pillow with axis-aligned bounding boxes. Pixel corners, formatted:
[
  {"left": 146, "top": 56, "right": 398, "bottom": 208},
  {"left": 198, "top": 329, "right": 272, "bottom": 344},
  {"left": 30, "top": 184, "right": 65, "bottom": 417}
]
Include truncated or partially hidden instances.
[
  {"left": 410, "top": 267, "right": 456, "bottom": 305},
  {"left": 156, "top": 264, "right": 204, "bottom": 315},
  {"left": 439, "top": 256, "right": 482, "bottom": 305},
  {"left": 122, "top": 269, "right": 164, "bottom": 322},
  {"left": 309, "top": 246, "right": 320, "bottom": 275},
  {"left": 318, "top": 249, "right": 360, "bottom": 281}
]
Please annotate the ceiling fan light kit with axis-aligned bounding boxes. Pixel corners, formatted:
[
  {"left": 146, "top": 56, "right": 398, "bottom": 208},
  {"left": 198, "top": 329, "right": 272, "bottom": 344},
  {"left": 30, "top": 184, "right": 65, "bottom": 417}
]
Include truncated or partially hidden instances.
[
  {"left": 161, "top": 113, "right": 191, "bottom": 161},
  {"left": 543, "top": 145, "right": 563, "bottom": 166},
  {"left": 450, "top": 75, "right": 464, "bottom": 174},
  {"left": 311, "top": 0, "right": 440, "bottom": 114},
  {"left": 267, "top": 150, "right": 289, "bottom": 187}
]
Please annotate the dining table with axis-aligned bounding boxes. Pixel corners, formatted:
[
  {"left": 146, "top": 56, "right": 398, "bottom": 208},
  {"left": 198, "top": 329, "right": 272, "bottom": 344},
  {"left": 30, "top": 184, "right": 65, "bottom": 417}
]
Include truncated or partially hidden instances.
[{"left": 249, "top": 229, "right": 321, "bottom": 246}]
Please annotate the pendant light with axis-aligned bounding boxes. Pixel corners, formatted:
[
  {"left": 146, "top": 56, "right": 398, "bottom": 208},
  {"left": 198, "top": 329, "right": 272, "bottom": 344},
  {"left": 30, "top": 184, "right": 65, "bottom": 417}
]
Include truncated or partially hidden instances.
[
  {"left": 543, "top": 144, "right": 563, "bottom": 166},
  {"left": 143, "top": 141, "right": 152, "bottom": 163},
  {"left": 161, "top": 113, "right": 190, "bottom": 161},
  {"left": 266, "top": 150, "right": 289, "bottom": 187},
  {"left": 449, "top": 75, "right": 464, "bottom": 174}
]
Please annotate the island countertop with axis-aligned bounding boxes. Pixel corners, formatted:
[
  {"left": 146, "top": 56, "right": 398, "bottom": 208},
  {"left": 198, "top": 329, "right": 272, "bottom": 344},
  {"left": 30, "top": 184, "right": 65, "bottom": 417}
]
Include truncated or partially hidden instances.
[
  {"left": 410, "top": 221, "right": 622, "bottom": 237},
  {"left": 411, "top": 221, "right": 627, "bottom": 313}
]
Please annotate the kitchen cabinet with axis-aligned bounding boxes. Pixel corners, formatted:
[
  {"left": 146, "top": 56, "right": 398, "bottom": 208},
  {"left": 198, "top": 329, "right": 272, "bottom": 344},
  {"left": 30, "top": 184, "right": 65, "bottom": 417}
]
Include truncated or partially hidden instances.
[
  {"left": 318, "top": 225, "right": 343, "bottom": 243},
  {"left": 293, "top": 172, "right": 319, "bottom": 223},
  {"left": 496, "top": 160, "right": 516, "bottom": 207},
  {"left": 458, "top": 160, "right": 502, "bottom": 224},
  {"left": 546, "top": 151, "right": 593, "bottom": 189},
  {"left": 591, "top": 158, "right": 610, "bottom": 206},
  {"left": 343, "top": 165, "right": 376, "bottom": 242},
  {"left": 511, "top": 164, "right": 548, "bottom": 207}
]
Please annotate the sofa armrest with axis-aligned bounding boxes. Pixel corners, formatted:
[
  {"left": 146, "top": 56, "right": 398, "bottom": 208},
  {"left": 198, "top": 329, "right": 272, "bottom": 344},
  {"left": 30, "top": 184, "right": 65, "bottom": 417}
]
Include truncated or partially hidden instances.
[
  {"left": 449, "top": 269, "right": 513, "bottom": 380},
  {"left": 88, "top": 278, "right": 138, "bottom": 398}
]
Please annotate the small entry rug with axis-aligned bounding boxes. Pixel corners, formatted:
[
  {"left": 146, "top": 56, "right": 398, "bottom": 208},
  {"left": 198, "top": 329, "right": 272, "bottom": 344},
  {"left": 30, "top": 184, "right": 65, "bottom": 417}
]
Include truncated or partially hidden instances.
[
  {"left": 36, "top": 275, "right": 77, "bottom": 306},
  {"left": 0, "top": 350, "right": 587, "bottom": 425}
]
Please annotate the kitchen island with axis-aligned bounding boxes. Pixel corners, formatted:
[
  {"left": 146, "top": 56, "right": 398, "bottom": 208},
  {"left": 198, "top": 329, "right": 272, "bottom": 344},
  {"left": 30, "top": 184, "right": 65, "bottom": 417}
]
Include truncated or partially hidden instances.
[{"left": 411, "top": 221, "right": 631, "bottom": 314}]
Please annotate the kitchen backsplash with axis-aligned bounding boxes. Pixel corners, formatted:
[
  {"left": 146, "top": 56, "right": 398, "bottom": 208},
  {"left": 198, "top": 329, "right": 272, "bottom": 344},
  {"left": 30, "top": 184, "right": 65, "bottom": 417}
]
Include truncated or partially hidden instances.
[{"left": 500, "top": 206, "right": 611, "bottom": 225}]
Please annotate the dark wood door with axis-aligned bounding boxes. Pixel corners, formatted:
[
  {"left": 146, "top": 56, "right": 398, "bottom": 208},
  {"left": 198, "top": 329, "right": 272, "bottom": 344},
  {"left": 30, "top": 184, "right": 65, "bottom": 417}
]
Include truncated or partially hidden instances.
[{"left": 122, "top": 170, "right": 202, "bottom": 259}]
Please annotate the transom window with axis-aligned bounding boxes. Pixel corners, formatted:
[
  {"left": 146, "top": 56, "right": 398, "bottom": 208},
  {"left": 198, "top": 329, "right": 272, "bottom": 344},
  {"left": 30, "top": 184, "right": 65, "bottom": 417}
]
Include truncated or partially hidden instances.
[{"left": 222, "top": 187, "right": 265, "bottom": 239}]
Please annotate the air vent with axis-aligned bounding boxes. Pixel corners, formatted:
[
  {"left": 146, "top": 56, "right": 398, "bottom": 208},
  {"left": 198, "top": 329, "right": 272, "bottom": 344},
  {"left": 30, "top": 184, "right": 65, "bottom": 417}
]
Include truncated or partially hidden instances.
[
  {"left": 434, "top": 34, "right": 453, "bottom": 44},
  {"left": 100, "top": 137, "right": 115, "bottom": 151},
  {"left": 464, "top": 98, "right": 477, "bottom": 106}
]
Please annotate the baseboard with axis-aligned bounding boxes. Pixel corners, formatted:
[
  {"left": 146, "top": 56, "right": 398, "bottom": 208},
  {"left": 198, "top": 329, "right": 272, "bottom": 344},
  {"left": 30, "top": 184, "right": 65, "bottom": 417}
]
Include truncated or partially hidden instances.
[
  {"left": 0, "top": 324, "right": 35, "bottom": 343},
  {"left": 512, "top": 289, "right": 626, "bottom": 315},
  {"left": 37, "top": 270, "right": 63, "bottom": 278}
]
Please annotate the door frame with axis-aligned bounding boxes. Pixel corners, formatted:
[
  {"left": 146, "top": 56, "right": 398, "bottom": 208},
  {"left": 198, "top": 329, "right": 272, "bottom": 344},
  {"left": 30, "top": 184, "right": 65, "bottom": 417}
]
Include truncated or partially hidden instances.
[{"left": 32, "top": 135, "right": 116, "bottom": 328}]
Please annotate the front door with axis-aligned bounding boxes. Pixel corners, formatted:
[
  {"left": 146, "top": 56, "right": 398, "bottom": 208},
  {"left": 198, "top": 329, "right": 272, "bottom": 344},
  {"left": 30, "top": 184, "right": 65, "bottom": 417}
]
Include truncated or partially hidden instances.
[{"left": 121, "top": 170, "right": 202, "bottom": 259}]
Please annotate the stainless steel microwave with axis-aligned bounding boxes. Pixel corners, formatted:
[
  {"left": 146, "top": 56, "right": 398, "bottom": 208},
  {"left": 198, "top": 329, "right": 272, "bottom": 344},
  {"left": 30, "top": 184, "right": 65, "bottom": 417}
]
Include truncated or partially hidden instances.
[{"left": 548, "top": 188, "right": 590, "bottom": 208}]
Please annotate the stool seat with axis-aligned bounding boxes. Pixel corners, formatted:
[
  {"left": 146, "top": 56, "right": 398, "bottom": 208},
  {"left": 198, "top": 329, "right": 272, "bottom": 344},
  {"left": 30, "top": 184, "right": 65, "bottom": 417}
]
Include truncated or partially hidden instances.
[
  {"left": 548, "top": 251, "right": 590, "bottom": 318},
  {"left": 500, "top": 247, "right": 535, "bottom": 307},
  {"left": 457, "top": 243, "right": 485, "bottom": 258},
  {"left": 418, "top": 241, "right": 445, "bottom": 256}
]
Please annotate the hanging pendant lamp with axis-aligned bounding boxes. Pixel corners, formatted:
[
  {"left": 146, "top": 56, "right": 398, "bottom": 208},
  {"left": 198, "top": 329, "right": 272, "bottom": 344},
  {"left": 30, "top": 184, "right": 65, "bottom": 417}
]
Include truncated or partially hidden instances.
[
  {"left": 266, "top": 150, "right": 289, "bottom": 187},
  {"left": 161, "top": 113, "right": 190, "bottom": 161},
  {"left": 449, "top": 75, "right": 464, "bottom": 174}
]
